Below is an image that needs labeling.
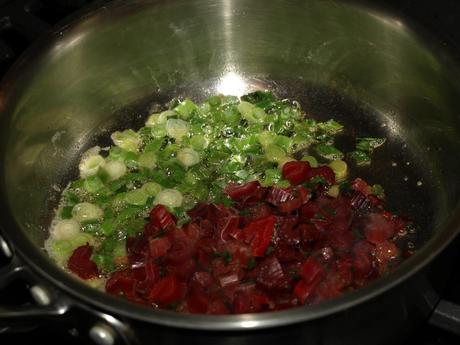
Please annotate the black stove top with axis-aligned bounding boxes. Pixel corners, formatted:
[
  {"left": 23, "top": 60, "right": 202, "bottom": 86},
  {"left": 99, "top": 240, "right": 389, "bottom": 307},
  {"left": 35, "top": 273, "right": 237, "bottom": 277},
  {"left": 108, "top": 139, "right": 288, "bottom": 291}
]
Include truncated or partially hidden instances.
[{"left": 0, "top": 1, "right": 459, "bottom": 344}]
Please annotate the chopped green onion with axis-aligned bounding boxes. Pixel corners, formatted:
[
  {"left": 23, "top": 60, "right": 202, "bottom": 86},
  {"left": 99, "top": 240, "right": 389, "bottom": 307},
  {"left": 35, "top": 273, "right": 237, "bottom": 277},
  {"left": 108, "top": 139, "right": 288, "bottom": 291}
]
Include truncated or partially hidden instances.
[
  {"left": 327, "top": 185, "right": 340, "bottom": 198},
  {"left": 79, "top": 154, "right": 105, "bottom": 178},
  {"left": 257, "top": 131, "right": 276, "bottom": 148},
  {"left": 145, "top": 113, "right": 160, "bottom": 127},
  {"left": 101, "top": 221, "right": 115, "bottom": 236},
  {"left": 174, "top": 99, "right": 198, "bottom": 120},
  {"left": 101, "top": 160, "right": 127, "bottom": 181},
  {"left": 276, "top": 179, "right": 291, "bottom": 188},
  {"left": 146, "top": 110, "right": 175, "bottom": 127},
  {"left": 208, "top": 95, "right": 221, "bottom": 106},
  {"left": 356, "top": 137, "right": 386, "bottom": 152},
  {"left": 154, "top": 189, "right": 183, "bottom": 208},
  {"left": 60, "top": 206, "right": 73, "bottom": 219},
  {"left": 261, "top": 168, "right": 282, "bottom": 187},
  {"left": 124, "top": 188, "right": 149, "bottom": 206},
  {"left": 83, "top": 175, "right": 106, "bottom": 194},
  {"left": 241, "top": 91, "right": 277, "bottom": 110},
  {"left": 339, "top": 180, "right": 352, "bottom": 193},
  {"left": 349, "top": 150, "right": 371, "bottom": 166},
  {"left": 189, "top": 135, "right": 208, "bottom": 151},
  {"left": 72, "top": 202, "right": 104, "bottom": 222},
  {"left": 328, "top": 160, "right": 348, "bottom": 181},
  {"left": 317, "top": 119, "right": 344, "bottom": 135},
  {"left": 177, "top": 148, "right": 200, "bottom": 168},
  {"left": 237, "top": 101, "right": 266, "bottom": 124},
  {"left": 142, "top": 182, "right": 162, "bottom": 196},
  {"left": 265, "top": 245, "right": 274, "bottom": 256},
  {"left": 246, "top": 257, "right": 256, "bottom": 270},
  {"left": 166, "top": 118, "right": 189, "bottom": 141},
  {"left": 138, "top": 151, "right": 157, "bottom": 170},
  {"left": 63, "top": 191, "right": 80, "bottom": 207},
  {"left": 50, "top": 219, "right": 80, "bottom": 240},
  {"left": 111, "top": 129, "right": 141, "bottom": 152},
  {"left": 113, "top": 241, "right": 127, "bottom": 259},
  {"left": 273, "top": 135, "right": 293, "bottom": 152},
  {"left": 301, "top": 155, "right": 318, "bottom": 168},
  {"left": 48, "top": 233, "right": 95, "bottom": 265},
  {"left": 315, "top": 144, "right": 344, "bottom": 161},
  {"left": 151, "top": 124, "right": 167, "bottom": 138},
  {"left": 371, "top": 184, "right": 385, "bottom": 199},
  {"left": 265, "top": 144, "right": 289, "bottom": 165},
  {"left": 222, "top": 251, "right": 232, "bottom": 265},
  {"left": 158, "top": 110, "right": 177, "bottom": 124}
]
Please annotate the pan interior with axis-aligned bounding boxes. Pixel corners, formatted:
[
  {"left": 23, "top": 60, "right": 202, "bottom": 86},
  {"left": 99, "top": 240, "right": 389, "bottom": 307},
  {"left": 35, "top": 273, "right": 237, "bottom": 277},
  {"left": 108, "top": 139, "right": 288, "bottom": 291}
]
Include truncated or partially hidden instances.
[
  {"left": 57, "top": 79, "right": 435, "bottom": 251},
  {"left": 1, "top": 0, "right": 460, "bottom": 316}
]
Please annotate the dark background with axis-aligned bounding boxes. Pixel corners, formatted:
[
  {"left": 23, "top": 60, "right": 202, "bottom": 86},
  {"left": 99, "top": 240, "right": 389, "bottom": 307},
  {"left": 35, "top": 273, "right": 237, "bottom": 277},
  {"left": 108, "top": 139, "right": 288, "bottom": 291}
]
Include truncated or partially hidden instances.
[{"left": 0, "top": 0, "right": 459, "bottom": 344}]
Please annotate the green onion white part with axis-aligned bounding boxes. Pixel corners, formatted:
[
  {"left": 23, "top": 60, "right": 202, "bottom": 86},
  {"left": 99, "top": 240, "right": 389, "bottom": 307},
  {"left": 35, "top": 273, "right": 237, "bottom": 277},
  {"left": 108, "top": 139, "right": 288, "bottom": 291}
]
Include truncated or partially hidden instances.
[
  {"left": 50, "top": 219, "right": 80, "bottom": 240},
  {"left": 154, "top": 189, "right": 184, "bottom": 208},
  {"left": 177, "top": 148, "right": 200, "bottom": 168},
  {"left": 138, "top": 151, "right": 157, "bottom": 170},
  {"left": 102, "top": 160, "right": 127, "bottom": 181},
  {"left": 79, "top": 154, "right": 105, "bottom": 178},
  {"left": 166, "top": 118, "right": 189, "bottom": 141},
  {"left": 111, "top": 129, "right": 141, "bottom": 152},
  {"left": 72, "top": 202, "right": 104, "bottom": 222},
  {"left": 329, "top": 160, "right": 348, "bottom": 182}
]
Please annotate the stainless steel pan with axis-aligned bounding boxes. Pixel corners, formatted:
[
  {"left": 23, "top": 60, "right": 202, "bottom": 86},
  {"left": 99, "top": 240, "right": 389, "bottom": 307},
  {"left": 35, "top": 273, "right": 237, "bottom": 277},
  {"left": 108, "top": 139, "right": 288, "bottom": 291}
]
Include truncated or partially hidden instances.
[{"left": 1, "top": 1, "right": 460, "bottom": 344}]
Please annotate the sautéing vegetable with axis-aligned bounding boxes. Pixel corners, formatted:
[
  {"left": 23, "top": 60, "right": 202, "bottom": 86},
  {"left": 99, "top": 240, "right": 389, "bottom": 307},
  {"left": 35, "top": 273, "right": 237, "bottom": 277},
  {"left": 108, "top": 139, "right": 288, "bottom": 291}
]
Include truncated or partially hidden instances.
[{"left": 45, "top": 91, "right": 409, "bottom": 314}]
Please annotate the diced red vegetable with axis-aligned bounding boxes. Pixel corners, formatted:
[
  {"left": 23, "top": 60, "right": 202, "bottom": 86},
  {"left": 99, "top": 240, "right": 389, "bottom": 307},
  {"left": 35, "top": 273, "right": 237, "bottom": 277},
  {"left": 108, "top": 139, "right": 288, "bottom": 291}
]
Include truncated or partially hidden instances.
[
  {"left": 224, "top": 181, "right": 262, "bottom": 201},
  {"left": 106, "top": 269, "right": 136, "bottom": 296},
  {"left": 327, "top": 229, "right": 354, "bottom": 251},
  {"left": 352, "top": 178, "right": 372, "bottom": 196},
  {"left": 374, "top": 241, "right": 399, "bottom": 272},
  {"left": 367, "top": 194, "right": 382, "bottom": 207},
  {"left": 207, "top": 299, "right": 229, "bottom": 314},
  {"left": 350, "top": 192, "right": 370, "bottom": 211},
  {"left": 278, "top": 198, "right": 303, "bottom": 214},
  {"left": 300, "top": 201, "right": 320, "bottom": 221},
  {"left": 256, "top": 256, "right": 288, "bottom": 290},
  {"left": 295, "top": 186, "right": 311, "bottom": 204},
  {"left": 168, "top": 259, "right": 197, "bottom": 280},
  {"left": 215, "top": 216, "right": 240, "bottom": 243},
  {"left": 282, "top": 161, "right": 311, "bottom": 185},
  {"left": 299, "top": 223, "right": 321, "bottom": 247},
  {"left": 307, "top": 166, "right": 335, "bottom": 185},
  {"left": 294, "top": 277, "right": 322, "bottom": 304},
  {"left": 300, "top": 257, "right": 324, "bottom": 284},
  {"left": 191, "top": 271, "right": 214, "bottom": 289},
  {"left": 67, "top": 244, "right": 99, "bottom": 280},
  {"left": 274, "top": 241, "right": 304, "bottom": 263},
  {"left": 127, "top": 235, "right": 148, "bottom": 256},
  {"left": 352, "top": 241, "right": 375, "bottom": 285},
  {"left": 148, "top": 236, "right": 172, "bottom": 259},
  {"left": 165, "top": 229, "right": 197, "bottom": 264},
  {"left": 240, "top": 216, "right": 276, "bottom": 256},
  {"left": 266, "top": 187, "right": 294, "bottom": 206},
  {"left": 364, "top": 213, "right": 396, "bottom": 244},
  {"left": 219, "top": 272, "right": 240, "bottom": 289},
  {"left": 187, "top": 289, "right": 209, "bottom": 314},
  {"left": 148, "top": 275, "right": 183, "bottom": 304},
  {"left": 149, "top": 205, "right": 176, "bottom": 230},
  {"left": 243, "top": 203, "right": 273, "bottom": 221},
  {"left": 316, "top": 246, "right": 334, "bottom": 263},
  {"left": 233, "top": 290, "right": 269, "bottom": 313},
  {"left": 184, "top": 222, "right": 201, "bottom": 241},
  {"left": 104, "top": 175, "right": 410, "bottom": 314}
]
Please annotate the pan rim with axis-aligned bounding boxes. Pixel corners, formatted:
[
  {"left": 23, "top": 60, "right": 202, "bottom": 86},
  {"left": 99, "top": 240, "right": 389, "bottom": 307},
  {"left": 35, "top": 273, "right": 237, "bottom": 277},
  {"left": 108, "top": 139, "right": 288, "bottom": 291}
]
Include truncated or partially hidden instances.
[{"left": 1, "top": 0, "right": 460, "bottom": 331}]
